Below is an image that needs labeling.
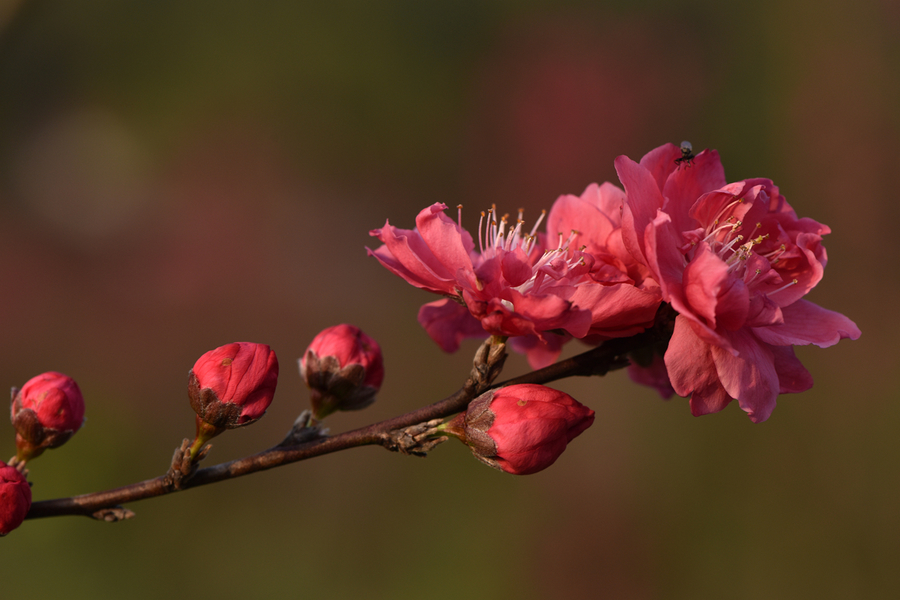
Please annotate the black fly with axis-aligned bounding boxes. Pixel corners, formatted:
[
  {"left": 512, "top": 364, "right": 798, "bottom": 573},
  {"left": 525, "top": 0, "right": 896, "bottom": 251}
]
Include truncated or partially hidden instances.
[{"left": 674, "top": 141, "right": 694, "bottom": 168}]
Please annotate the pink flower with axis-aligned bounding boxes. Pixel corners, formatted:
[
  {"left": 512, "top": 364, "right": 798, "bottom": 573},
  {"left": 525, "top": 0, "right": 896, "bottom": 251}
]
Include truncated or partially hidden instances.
[
  {"left": 189, "top": 342, "right": 279, "bottom": 429},
  {"left": 0, "top": 461, "right": 32, "bottom": 536},
  {"left": 369, "top": 199, "right": 660, "bottom": 368},
  {"left": 449, "top": 383, "right": 595, "bottom": 475},
  {"left": 616, "top": 143, "right": 860, "bottom": 422},
  {"left": 300, "top": 324, "right": 384, "bottom": 419},
  {"left": 11, "top": 371, "right": 85, "bottom": 462},
  {"left": 543, "top": 182, "right": 662, "bottom": 340}
]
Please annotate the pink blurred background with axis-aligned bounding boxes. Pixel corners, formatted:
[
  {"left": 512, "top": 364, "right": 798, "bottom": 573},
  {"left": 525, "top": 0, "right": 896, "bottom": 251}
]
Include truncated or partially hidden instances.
[{"left": 0, "top": 1, "right": 896, "bottom": 598}]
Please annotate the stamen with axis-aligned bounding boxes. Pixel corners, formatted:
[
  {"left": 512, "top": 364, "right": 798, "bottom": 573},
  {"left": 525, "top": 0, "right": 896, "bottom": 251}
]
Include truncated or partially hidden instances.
[
  {"left": 507, "top": 219, "right": 524, "bottom": 251},
  {"left": 529, "top": 210, "right": 547, "bottom": 237},
  {"left": 709, "top": 198, "right": 745, "bottom": 231},
  {"left": 478, "top": 211, "right": 486, "bottom": 256},
  {"left": 769, "top": 278, "right": 798, "bottom": 296},
  {"left": 703, "top": 221, "right": 738, "bottom": 245},
  {"left": 521, "top": 233, "right": 536, "bottom": 255},
  {"left": 745, "top": 222, "right": 763, "bottom": 241},
  {"left": 745, "top": 268, "right": 763, "bottom": 286},
  {"left": 719, "top": 234, "right": 745, "bottom": 259},
  {"left": 762, "top": 243, "right": 787, "bottom": 264}
]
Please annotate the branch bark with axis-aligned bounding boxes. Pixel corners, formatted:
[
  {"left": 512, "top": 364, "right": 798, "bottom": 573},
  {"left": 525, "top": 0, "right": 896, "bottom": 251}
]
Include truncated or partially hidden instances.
[{"left": 25, "top": 329, "right": 660, "bottom": 520}]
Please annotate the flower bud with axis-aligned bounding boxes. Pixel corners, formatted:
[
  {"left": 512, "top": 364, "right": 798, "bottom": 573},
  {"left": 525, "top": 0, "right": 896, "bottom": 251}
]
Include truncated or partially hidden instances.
[
  {"left": 449, "top": 384, "right": 594, "bottom": 475},
  {"left": 300, "top": 324, "right": 384, "bottom": 420},
  {"left": 188, "top": 342, "right": 278, "bottom": 457},
  {"left": 10, "top": 371, "right": 85, "bottom": 463},
  {"left": 0, "top": 461, "right": 32, "bottom": 536}
]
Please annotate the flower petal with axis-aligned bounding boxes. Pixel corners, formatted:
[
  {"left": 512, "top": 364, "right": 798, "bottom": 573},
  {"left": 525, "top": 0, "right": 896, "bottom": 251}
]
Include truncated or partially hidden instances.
[
  {"left": 616, "top": 154, "right": 666, "bottom": 265},
  {"left": 663, "top": 148, "right": 727, "bottom": 233},
  {"left": 415, "top": 204, "right": 478, "bottom": 288},
  {"left": 711, "top": 329, "right": 779, "bottom": 423},
  {"left": 509, "top": 333, "right": 569, "bottom": 370},
  {"left": 368, "top": 217, "right": 458, "bottom": 294},
  {"left": 752, "top": 299, "right": 860, "bottom": 348},
  {"left": 665, "top": 316, "right": 719, "bottom": 398},
  {"left": 418, "top": 298, "right": 487, "bottom": 352},
  {"left": 769, "top": 344, "right": 814, "bottom": 394},
  {"left": 682, "top": 243, "right": 729, "bottom": 328}
]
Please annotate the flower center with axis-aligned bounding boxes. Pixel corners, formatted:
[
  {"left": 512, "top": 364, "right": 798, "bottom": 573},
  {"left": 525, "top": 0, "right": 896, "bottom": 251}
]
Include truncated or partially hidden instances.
[
  {"left": 698, "top": 201, "right": 797, "bottom": 296},
  {"left": 514, "top": 229, "right": 586, "bottom": 296},
  {"left": 471, "top": 205, "right": 545, "bottom": 258},
  {"left": 460, "top": 205, "right": 588, "bottom": 301}
]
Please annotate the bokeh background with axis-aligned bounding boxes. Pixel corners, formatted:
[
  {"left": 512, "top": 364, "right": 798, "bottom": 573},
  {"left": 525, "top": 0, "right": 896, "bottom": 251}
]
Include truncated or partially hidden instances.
[{"left": 0, "top": 1, "right": 896, "bottom": 598}]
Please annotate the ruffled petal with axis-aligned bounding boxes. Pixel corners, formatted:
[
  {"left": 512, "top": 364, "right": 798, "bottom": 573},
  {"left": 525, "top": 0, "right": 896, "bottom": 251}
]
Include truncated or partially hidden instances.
[
  {"left": 665, "top": 317, "right": 719, "bottom": 397},
  {"left": 417, "top": 298, "right": 487, "bottom": 352},
  {"left": 663, "top": 148, "right": 727, "bottom": 233},
  {"left": 769, "top": 344, "right": 814, "bottom": 394},
  {"left": 752, "top": 299, "right": 860, "bottom": 348},
  {"left": 509, "top": 333, "right": 570, "bottom": 370},
  {"left": 616, "top": 154, "right": 666, "bottom": 265},
  {"left": 415, "top": 203, "right": 478, "bottom": 288},
  {"left": 682, "top": 243, "right": 729, "bottom": 328},
  {"left": 689, "top": 380, "right": 733, "bottom": 417},
  {"left": 570, "top": 282, "right": 660, "bottom": 337},
  {"left": 547, "top": 190, "right": 616, "bottom": 254},
  {"left": 711, "top": 328, "right": 779, "bottom": 423},
  {"left": 628, "top": 353, "right": 675, "bottom": 399},
  {"left": 638, "top": 143, "right": 680, "bottom": 193}
]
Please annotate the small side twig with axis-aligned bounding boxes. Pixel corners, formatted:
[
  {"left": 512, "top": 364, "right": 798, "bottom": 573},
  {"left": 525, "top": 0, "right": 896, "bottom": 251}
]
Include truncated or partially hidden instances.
[
  {"left": 380, "top": 418, "right": 449, "bottom": 457},
  {"left": 277, "top": 410, "right": 328, "bottom": 447},
  {"left": 162, "top": 438, "right": 210, "bottom": 491},
  {"left": 90, "top": 506, "right": 135, "bottom": 522},
  {"left": 465, "top": 337, "right": 508, "bottom": 396},
  {"left": 25, "top": 330, "right": 660, "bottom": 521}
]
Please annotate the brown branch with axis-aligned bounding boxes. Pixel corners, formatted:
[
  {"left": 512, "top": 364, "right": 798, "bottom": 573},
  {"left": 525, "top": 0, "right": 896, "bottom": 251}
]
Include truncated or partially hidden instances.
[{"left": 25, "top": 329, "right": 660, "bottom": 520}]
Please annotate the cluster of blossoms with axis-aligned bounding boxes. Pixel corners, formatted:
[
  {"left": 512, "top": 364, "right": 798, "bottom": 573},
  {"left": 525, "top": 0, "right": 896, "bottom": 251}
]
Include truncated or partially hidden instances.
[
  {"left": 2, "top": 142, "right": 861, "bottom": 536},
  {"left": 369, "top": 142, "right": 859, "bottom": 423}
]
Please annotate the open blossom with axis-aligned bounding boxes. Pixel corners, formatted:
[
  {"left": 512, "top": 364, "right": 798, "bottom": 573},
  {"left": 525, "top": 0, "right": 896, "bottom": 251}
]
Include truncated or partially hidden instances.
[
  {"left": 543, "top": 182, "right": 662, "bottom": 340},
  {"left": 368, "top": 198, "right": 659, "bottom": 368},
  {"left": 616, "top": 143, "right": 860, "bottom": 422}
]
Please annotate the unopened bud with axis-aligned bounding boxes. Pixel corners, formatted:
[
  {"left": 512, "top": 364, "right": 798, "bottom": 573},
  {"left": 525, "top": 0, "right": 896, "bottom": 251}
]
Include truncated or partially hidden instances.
[
  {"left": 448, "top": 384, "right": 594, "bottom": 475},
  {"left": 300, "top": 324, "right": 384, "bottom": 420},
  {"left": 10, "top": 371, "right": 85, "bottom": 463},
  {"left": 188, "top": 342, "right": 279, "bottom": 458},
  {"left": 0, "top": 461, "right": 32, "bottom": 536}
]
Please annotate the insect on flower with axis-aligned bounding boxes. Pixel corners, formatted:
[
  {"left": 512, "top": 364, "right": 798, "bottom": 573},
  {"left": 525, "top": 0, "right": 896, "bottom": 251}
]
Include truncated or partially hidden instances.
[{"left": 674, "top": 140, "right": 694, "bottom": 168}]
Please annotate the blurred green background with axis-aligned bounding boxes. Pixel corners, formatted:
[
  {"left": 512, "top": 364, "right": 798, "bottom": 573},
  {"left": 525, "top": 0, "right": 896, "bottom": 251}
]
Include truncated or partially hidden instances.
[{"left": 0, "top": 1, "right": 896, "bottom": 598}]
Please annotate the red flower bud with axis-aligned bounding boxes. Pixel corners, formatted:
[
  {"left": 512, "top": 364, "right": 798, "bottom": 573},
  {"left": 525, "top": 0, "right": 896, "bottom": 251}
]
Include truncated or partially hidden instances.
[
  {"left": 0, "top": 461, "right": 32, "bottom": 536},
  {"left": 451, "top": 384, "right": 594, "bottom": 475},
  {"left": 300, "top": 324, "right": 384, "bottom": 419},
  {"left": 10, "top": 371, "right": 85, "bottom": 463},
  {"left": 189, "top": 342, "right": 279, "bottom": 430}
]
